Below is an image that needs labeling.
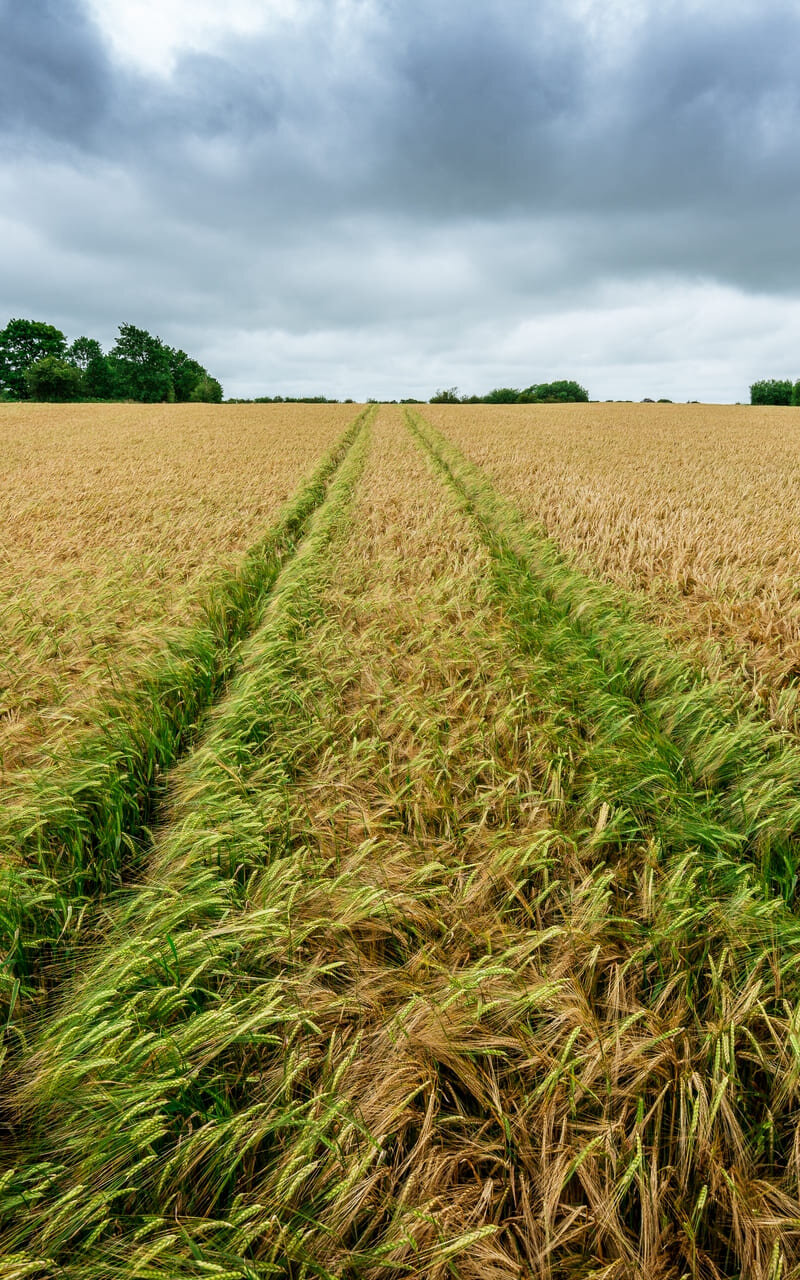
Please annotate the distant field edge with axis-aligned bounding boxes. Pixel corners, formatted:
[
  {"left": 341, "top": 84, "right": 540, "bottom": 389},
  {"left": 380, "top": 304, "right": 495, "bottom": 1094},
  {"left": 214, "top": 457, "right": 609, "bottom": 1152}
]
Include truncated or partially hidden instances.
[{"left": 0, "top": 404, "right": 375, "bottom": 1042}]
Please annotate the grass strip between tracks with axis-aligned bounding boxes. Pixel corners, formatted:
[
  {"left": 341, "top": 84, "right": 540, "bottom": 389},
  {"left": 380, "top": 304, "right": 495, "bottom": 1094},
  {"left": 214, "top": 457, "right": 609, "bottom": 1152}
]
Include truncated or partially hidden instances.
[{"left": 0, "top": 406, "right": 373, "bottom": 1043}]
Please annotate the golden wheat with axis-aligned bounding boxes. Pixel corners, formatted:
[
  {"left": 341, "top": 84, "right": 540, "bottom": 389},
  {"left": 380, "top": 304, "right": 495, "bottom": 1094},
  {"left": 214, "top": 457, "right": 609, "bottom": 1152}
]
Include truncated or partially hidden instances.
[
  {"left": 0, "top": 401, "right": 355, "bottom": 771},
  {"left": 429, "top": 402, "right": 800, "bottom": 722}
]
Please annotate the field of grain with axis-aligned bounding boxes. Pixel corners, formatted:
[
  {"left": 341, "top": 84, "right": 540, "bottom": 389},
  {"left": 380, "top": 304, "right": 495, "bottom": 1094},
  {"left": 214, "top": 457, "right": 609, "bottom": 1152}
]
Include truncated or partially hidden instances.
[
  {"left": 428, "top": 402, "right": 800, "bottom": 723},
  {"left": 0, "top": 402, "right": 353, "bottom": 771},
  {"left": 4, "top": 403, "right": 800, "bottom": 1279}
]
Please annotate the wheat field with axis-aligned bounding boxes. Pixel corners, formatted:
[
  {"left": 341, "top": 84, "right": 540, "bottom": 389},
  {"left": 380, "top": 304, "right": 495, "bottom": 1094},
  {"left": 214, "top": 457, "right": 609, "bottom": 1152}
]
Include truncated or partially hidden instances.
[
  {"left": 0, "top": 402, "right": 352, "bottom": 772},
  {"left": 3, "top": 403, "right": 800, "bottom": 1278},
  {"left": 429, "top": 401, "right": 800, "bottom": 725}
]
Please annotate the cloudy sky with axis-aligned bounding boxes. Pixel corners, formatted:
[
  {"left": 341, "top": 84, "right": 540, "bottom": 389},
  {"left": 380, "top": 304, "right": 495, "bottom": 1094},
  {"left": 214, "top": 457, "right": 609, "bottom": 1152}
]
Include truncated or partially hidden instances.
[{"left": 2, "top": 0, "right": 800, "bottom": 401}]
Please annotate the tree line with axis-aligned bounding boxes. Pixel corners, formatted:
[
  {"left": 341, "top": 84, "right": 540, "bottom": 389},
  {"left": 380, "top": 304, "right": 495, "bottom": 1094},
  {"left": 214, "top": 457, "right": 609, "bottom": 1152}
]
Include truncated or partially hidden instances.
[
  {"left": 750, "top": 379, "right": 800, "bottom": 406},
  {"left": 429, "top": 380, "right": 589, "bottom": 404},
  {"left": 220, "top": 381, "right": 592, "bottom": 405},
  {"left": 0, "top": 318, "right": 223, "bottom": 404},
  {"left": 226, "top": 395, "right": 347, "bottom": 404}
]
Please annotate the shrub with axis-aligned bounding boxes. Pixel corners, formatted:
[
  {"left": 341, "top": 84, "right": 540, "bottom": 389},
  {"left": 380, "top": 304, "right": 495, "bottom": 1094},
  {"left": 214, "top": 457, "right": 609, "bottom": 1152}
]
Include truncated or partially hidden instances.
[
  {"left": 189, "top": 375, "right": 223, "bottom": 403},
  {"left": 24, "top": 356, "right": 83, "bottom": 402},
  {"left": 484, "top": 387, "right": 523, "bottom": 404}
]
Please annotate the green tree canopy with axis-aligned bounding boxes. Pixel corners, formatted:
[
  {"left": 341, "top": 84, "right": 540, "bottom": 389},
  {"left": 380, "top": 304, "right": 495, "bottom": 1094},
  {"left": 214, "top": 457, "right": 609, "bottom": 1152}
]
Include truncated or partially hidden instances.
[
  {"left": 0, "top": 317, "right": 224, "bottom": 403},
  {"left": 24, "top": 356, "right": 83, "bottom": 402},
  {"left": 522, "top": 380, "right": 589, "bottom": 403},
  {"left": 189, "top": 374, "right": 223, "bottom": 403},
  {"left": 83, "top": 353, "right": 116, "bottom": 399},
  {"left": 0, "top": 319, "right": 67, "bottom": 399},
  {"left": 67, "top": 336, "right": 104, "bottom": 372},
  {"left": 110, "top": 323, "right": 174, "bottom": 402},
  {"left": 464, "top": 380, "right": 590, "bottom": 405},
  {"left": 751, "top": 379, "right": 793, "bottom": 406},
  {"left": 168, "top": 348, "right": 209, "bottom": 401},
  {"left": 483, "top": 387, "right": 522, "bottom": 403}
]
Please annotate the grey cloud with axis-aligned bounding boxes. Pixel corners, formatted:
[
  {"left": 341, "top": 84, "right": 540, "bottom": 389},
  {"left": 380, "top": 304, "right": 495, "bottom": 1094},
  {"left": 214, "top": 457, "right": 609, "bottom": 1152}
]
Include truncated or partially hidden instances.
[
  {"left": 599, "top": 7, "right": 800, "bottom": 210},
  {"left": 138, "top": 53, "right": 283, "bottom": 144},
  {"left": 0, "top": 0, "right": 113, "bottom": 145},
  {"left": 7, "top": 1, "right": 800, "bottom": 222}
]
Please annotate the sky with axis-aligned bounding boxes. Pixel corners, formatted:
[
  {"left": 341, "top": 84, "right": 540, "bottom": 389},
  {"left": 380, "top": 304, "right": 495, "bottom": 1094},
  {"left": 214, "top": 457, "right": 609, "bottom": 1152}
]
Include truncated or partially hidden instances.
[{"left": 2, "top": 0, "right": 800, "bottom": 401}]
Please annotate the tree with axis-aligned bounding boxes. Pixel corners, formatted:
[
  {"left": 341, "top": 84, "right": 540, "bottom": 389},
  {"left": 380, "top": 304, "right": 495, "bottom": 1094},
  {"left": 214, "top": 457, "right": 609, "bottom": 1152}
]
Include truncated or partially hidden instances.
[
  {"left": 110, "top": 323, "right": 174, "bottom": 402},
  {"left": 83, "top": 353, "right": 116, "bottom": 399},
  {"left": 751, "top": 379, "right": 793, "bottom": 406},
  {"left": 189, "top": 374, "right": 223, "bottom": 403},
  {"left": 24, "top": 356, "right": 83, "bottom": 402},
  {"left": 522, "top": 380, "right": 589, "bottom": 403},
  {"left": 792, "top": 381, "right": 800, "bottom": 407},
  {"left": 67, "top": 336, "right": 115, "bottom": 398},
  {"left": 0, "top": 318, "right": 67, "bottom": 399},
  {"left": 430, "top": 387, "right": 461, "bottom": 403},
  {"left": 168, "top": 348, "right": 208, "bottom": 401},
  {"left": 0, "top": 316, "right": 223, "bottom": 403},
  {"left": 67, "top": 336, "right": 104, "bottom": 372}
]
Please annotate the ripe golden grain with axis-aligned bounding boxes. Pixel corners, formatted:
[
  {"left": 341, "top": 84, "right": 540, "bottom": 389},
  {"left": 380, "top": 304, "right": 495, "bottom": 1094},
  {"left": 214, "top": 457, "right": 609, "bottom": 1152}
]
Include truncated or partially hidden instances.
[
  {"left": 430, "top": 402, "right": 800, "bottom": 720},
  {"left": 0, "top": 401, "right": 355, "bottom": 770}
]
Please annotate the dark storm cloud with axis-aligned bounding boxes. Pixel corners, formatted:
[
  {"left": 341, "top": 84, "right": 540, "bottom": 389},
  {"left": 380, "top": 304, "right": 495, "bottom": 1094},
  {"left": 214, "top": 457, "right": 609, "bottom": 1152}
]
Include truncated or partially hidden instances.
[
  {"left": 597, "top": 7, "right": 800, "bottom": 212},
  {"left": 0, "top": 0, "right": 113, "bottom": 145},
  {"left": 2, "top": 0, "right": 800, "bottom": 398},
  {"left": 6, "top": 0, "right": 800, "bottom": 228}
]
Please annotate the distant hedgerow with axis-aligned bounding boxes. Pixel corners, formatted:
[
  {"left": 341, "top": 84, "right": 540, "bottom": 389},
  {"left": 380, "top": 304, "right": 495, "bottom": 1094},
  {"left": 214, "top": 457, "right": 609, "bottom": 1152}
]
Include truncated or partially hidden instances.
[{"left": 430, "top": 379, "right": 589, "bottom": 405}]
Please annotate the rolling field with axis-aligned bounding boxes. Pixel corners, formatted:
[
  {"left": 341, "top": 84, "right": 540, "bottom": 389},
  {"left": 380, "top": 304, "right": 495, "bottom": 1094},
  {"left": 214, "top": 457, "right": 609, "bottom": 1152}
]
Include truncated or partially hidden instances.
[{"left": 3, "top": 404, "right": 800, "bottom": 1278}]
